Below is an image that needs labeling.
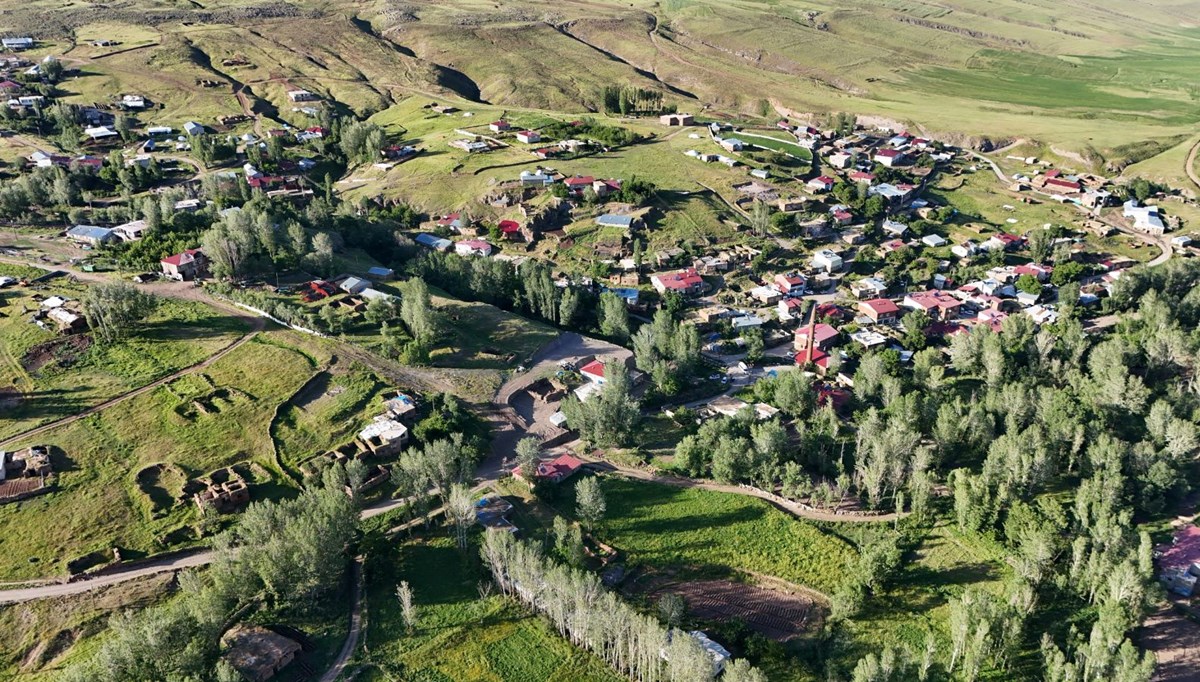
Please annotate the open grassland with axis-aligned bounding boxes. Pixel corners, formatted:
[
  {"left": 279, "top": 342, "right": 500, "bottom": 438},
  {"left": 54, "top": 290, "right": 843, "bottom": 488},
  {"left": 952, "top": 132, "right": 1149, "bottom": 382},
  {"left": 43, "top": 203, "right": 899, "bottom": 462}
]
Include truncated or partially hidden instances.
[
  {"left": 554, "top": 476, "right": 856, "bottom": 595},
  {"left": 0, "top": 274, "right": 251, "bottom": 440},
  {"left": 0, "top": 331, "right": 327, "bottom": 580},
  {"left": 358, "top": 535, "right": 624, "bottom": 682}
]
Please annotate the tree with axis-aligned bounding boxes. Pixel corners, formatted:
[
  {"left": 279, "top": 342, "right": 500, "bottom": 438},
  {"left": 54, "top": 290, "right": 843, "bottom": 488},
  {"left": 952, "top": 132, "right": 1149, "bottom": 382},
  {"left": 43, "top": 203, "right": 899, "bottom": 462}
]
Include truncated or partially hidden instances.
[
  {"left": 396, "top": 580, "right": 417, "bottom": 634},
  {"left": 576, "top": 476, "right": 607, "bottom": 530},
  {"left": 447, "top": 483, "right": 474, "bottom": 549},
  {"left": 658, "top": 593, "right": 686, "bottom": 628},
  {"left": 598, "top": 291, "right": 630, "bottom": 341},
  {"left": 83, "top": 281, "right": 158, "bottom": 343},
  {"left": 750, "top": 199, "right": 772, "bottom": 236},
  {"left": 310, "top": 231, "right": 335, "bottom": 275},
  {"left": 514, "top": 437, "right": 541, "bottom": 479},
  {"left": 561, "top": 361, "right": 641, "bottom": 447},
  {"left": 901, "top": 309, "right": 930, "bottom": 350}
]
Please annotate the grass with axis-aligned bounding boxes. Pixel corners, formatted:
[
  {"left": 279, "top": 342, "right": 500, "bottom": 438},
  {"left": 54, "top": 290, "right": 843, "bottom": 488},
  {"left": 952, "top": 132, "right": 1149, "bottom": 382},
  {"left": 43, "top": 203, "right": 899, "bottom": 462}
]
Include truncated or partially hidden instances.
[
  {"left": 271, "top": 363, "right": 390, "bottom": 473},
  {"left": 835, "top": 519, "right": 1010, "bottom": 676},
  {"left": 0, "top": 283, "right": 251, "bottom": 440},
  {"left": 552, "top": 476, "right": 856, "bottom": 595},
  {"left": 358, "top": 535, "right": 624, "bottom": 682},
  {"left": 428, "top": 287, "right": 559, "bottom": 370},
  {"left": 0, "top": 331, "right": 327, "bottom": 580},
  {"left": 0, "top": 573, "right": 175, "bottom": 681}
]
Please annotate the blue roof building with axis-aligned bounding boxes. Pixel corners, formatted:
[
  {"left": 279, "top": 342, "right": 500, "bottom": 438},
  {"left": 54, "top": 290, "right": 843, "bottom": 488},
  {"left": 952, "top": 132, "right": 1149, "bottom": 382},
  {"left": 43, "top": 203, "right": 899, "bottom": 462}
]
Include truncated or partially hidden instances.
[
  {"left": 415, "top": 233, "right": 452, "bottom": 251},
  {"left": 65, "top": 225, "right": 115, "bottom": 245},
  {"left": 596, "top": 214, "right": 636, "bottom": 229}
]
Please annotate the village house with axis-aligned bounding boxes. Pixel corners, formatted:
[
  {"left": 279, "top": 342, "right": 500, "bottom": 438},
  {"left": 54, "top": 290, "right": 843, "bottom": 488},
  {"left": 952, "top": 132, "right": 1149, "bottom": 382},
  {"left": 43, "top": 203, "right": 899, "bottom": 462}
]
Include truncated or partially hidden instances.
[
  {"left": 773, "top": 273, "right": 807, "bottom": 297},
  {"left": 596, "top": 213, "right": 639, "bottom": 230},
  {"left": 0, "top": 447, "right": 51, "bottom": 503},
  {"left": 515, "top": 130, "right": 541, "bottom": 144},
  {"left": 160, "top": 248, "right": 206, "bottom": 281},
  {"left": 859, "top": 298, "right": 901, "bottom": 324},
  {"left": 981, "top": 233, "right": 1024, "bottom": 251},
  {"left": 827, "top": 152, "right": 853, "bottom": 169},
  {"left": 874, "top": 148, "right": 905, "bottom": 167},
  {"left": 651, "top": 268, "right": 705, "bottom": 296},
  {"left": 287, "top": 89, "right": 319, "bottom": 102},
  {"left": 806, "top": 176, "right": 835, "bottom": 193},
  {"left": 221, "top": 625, "right": 302, "bottom": 682},
  {"left": 794, "top": 323, "right": 840, "bottom": 352},
  {"left": 777, "top": 297, "right": 805, "bottom": 322},
  {"left": 1123, "top": 200, "right": 1167, "bottom": 235},
  {"left": 415, "top": 233, "right": 452, "bottom": 251},
  {"left": 659, "top": 113, "right": 694, "bottom": 126},
  {"left": 113, "top": 219, "right": 149, "bottom": 242},
  {"left": 1, "top": 37, "right": 34, "bottom": 51},
  {"left": 455, "top": 239, "right": 494, "bottom": 257},
  {"left": 749, "top": 285, "right": 783, "bottom": 305},
  {"left": 489, "top": 120, "right": 511, "bottom": 133},
  {"left": 921, "top": 234, "right": 948, "bottom": 248},
  {"left": 849, "top": 277, "right": 887, "bottom": 299},
  {"left": 358, "top": 415, "right": 409, "bottom": 456},
  {"left": 903, "top": 290, "right": 963, "bottom": 322},
  {"left": 515, "top": 453, "right": 584, "bottom": 484},
  {"left": 121, "top": 94, "right": 147, "bottom": 109},
  {"left": 719, "top": 138, "right": 746, "bottom": 152},
  {"left": 339, "top": 276, "right": 369, "bottom": 295},
  {"left": 812, "top": 249, "right": 843, "bottom": 273}
]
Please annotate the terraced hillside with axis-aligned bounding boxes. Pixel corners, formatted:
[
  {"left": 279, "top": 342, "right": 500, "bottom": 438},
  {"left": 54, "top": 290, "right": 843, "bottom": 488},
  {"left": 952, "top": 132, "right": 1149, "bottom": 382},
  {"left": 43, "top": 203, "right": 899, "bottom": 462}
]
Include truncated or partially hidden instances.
[{"left": 5, "top": 0, "right": 1198, "bottom": 175}]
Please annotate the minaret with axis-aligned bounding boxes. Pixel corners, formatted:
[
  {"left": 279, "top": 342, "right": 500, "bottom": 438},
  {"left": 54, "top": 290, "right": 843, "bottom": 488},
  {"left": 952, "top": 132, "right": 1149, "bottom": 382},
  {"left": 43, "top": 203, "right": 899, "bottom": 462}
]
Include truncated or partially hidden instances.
[{"left": 805, "top": 302, "right": 817, "bottom": 366}]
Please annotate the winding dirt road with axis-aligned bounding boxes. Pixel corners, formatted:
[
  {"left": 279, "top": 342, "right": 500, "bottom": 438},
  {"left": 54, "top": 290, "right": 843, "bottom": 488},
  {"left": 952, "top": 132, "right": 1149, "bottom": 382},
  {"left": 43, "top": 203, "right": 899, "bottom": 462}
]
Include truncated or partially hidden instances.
[{"left": 1185, "top": 138, "right": 1200, "bottom": 194}]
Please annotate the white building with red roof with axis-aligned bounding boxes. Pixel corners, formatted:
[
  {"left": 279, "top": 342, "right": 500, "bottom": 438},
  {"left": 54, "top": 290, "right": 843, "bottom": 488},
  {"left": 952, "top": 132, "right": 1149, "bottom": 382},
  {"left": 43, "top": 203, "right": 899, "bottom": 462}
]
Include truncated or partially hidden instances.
[
  {"left": 794, "top": 323, "right": 840, "bottom": 352},
  {"left": 514, "top": 453, "right": 584, "bottom": 484}
]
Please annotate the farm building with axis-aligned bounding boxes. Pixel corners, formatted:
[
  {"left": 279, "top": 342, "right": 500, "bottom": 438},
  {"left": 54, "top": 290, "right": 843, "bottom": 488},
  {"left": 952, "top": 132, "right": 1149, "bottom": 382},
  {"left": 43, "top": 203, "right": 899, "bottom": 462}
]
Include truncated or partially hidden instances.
[{"left": 66, "top": 225, "right": 116, "bottom": 246}]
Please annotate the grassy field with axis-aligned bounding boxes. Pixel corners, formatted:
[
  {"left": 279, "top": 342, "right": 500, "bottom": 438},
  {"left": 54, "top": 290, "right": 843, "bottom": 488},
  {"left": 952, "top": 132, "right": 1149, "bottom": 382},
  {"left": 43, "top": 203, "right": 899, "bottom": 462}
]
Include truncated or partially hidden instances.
[
  {"left": 357, "top": 535, "right": 624, "bottom": 682},
  {"left": 270, "top": 362, "right": 390, "bottom": 474},
  {"left": 0, "top": 331, "right": 327, "bottom": 579},
  {"left": 835, "top": 520, "right": 1011, "bottom": 674},
  {"left": 0, "top": 273, "right": 251, "bottom": 440},
  {"left": 547, "top": 476, "right": 856, "bottom": 595},
  {"left": 0, "top": 573, "right": 176, "bottom": 681},
  {"left": 428, "top": 288, "right": 559, "bottom": 370}
]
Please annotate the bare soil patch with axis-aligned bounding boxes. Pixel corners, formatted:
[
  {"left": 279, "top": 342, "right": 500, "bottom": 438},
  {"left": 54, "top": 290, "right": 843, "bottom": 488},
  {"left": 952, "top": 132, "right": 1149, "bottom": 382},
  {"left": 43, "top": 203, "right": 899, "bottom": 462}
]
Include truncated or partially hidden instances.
[
  {"left": 21, "top": 336, "right": 92, "bottom": 374},
  {"left": 642, "top": 577, "right": 823, "bottom": 642}
]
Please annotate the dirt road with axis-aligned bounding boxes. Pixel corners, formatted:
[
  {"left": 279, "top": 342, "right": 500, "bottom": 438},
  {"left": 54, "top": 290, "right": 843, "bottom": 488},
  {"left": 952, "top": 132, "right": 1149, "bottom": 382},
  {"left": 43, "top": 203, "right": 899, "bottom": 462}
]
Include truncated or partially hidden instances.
[
  {"left": 583, "top": 456, "right": 900, "bottom": 524},
  {"left": 1186, "top": 138, "right": 1200, "bottom": 194},
  {"left": 318, "top": 558, "right": 365, "bottom": 682},
  {"left": 0, "top": 263, "right": 267, "bottom": 448}
]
